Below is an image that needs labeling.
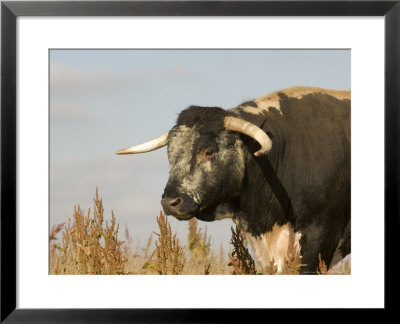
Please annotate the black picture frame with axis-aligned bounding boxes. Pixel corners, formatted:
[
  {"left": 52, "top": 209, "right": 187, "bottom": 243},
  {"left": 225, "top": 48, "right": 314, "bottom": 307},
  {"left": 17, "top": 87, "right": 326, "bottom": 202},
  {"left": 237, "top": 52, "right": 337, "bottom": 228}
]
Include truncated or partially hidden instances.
[{"left": 1, "top": 0, "right": 399, "bottom": 322}]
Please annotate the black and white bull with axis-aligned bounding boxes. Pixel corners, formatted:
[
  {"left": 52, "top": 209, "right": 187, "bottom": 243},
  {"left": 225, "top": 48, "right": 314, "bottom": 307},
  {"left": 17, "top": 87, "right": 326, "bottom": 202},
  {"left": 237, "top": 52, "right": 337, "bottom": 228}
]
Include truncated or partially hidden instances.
[{"left": 117, "top": 86, "right": 351, "bottom": 274}]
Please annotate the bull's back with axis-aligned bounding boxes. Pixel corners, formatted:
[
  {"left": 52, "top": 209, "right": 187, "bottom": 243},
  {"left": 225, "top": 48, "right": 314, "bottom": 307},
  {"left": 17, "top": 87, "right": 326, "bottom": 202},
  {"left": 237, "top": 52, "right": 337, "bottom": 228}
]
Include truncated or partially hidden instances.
[{"left": 231, "top": 86, "right": 351, "bottom": 218}]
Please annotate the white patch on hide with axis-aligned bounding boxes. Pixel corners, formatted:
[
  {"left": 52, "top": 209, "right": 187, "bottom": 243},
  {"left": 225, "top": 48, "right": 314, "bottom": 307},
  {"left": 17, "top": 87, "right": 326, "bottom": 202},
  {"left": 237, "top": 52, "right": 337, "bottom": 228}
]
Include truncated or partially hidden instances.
[
  {"left": 329, "top": 238, "right": 344, "bottom": 269},
  {"left": 247, "top": 223, "right": 302, "bottom": 274},
  {"left": 328, "top": 254, "right": 351, "bottom": 274},
  {"left": 233, "top": 86, "right": 351, "bottom": 116}
]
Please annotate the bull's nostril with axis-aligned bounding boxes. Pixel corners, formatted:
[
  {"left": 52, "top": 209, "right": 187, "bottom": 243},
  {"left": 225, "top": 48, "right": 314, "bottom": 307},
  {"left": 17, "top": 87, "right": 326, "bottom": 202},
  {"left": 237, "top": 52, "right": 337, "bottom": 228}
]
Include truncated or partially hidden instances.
[
  {"left": 161, "top": 196, "right": 184, "bottom": 216},
  {"left": 169, "top": 197, "right": 182, "bottom": 207}
]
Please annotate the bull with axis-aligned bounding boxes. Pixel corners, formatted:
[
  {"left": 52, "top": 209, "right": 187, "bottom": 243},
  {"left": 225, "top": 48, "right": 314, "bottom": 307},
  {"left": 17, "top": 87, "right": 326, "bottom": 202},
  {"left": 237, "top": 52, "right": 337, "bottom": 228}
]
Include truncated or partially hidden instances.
[{"left": 117, "top": 86, "right": 351, "bottom": 274}]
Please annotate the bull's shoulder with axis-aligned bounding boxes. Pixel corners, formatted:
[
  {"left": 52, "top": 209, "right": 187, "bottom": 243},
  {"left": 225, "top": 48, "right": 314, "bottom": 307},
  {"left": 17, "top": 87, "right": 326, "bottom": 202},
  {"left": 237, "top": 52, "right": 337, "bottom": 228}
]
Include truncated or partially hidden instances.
[{"left": 229, "top": 86, "right": 351, "bottom": 117}]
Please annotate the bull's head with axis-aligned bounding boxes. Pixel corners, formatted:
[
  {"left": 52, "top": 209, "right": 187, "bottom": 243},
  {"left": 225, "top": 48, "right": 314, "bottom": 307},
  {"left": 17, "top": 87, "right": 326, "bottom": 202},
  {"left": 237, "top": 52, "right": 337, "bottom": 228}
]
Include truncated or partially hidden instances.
[{"left": 116, "top": 106, "right": 272, "bottom": 222}]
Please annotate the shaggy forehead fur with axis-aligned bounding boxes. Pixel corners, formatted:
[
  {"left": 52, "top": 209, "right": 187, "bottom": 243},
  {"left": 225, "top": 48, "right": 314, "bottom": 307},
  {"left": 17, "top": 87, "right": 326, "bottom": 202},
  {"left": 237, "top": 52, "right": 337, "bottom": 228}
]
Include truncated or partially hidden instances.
[
  {"left": 168, "top": 105, "right": 232, "bottom": 173},
  {"left": 176, "top": 106, "right": 229, "bottom": 132}
]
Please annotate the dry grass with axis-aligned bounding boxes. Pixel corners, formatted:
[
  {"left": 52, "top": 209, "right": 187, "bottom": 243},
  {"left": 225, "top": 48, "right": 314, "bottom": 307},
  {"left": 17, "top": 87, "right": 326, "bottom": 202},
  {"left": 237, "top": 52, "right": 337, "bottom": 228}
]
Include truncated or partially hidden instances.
[
  {"left": 123, "top": 229, "right": 155, "bottom": 275},
  {"left": 183, "top": 218, "right": 212, "bottom": 274},
  {"left": 50, "top": 189, "right": 350, "bottom": 275}
]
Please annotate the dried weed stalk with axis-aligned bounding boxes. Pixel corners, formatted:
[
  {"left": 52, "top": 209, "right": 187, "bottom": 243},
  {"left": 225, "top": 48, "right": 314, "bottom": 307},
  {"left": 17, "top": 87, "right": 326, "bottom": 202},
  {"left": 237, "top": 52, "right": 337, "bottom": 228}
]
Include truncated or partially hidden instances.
[
  {"left": 50, "top": 223, "right": 65, "bottom": 242},
  {"left": 186, "top": 217, "right": 212, "bottom": 274},
  {"left": 144, "top": 212, "right": 185, "bottom": 275},
  {"left": 316, "top": 253, "right": 328, "bottom": 275},
  {"left": 228, "top": 226, "right": 257, "bottom": 275},
  {"left": 283, "top": 241, "right": 305, "bottom": 275},
  {"left": 50, "top": 188, "right": 126, "bottom": 274},
  {"left": 49, "top": 222, "right": 65, "bottom": 274},
  {"left": 265, "top": 259, "right": 278, "bottom": 275}
]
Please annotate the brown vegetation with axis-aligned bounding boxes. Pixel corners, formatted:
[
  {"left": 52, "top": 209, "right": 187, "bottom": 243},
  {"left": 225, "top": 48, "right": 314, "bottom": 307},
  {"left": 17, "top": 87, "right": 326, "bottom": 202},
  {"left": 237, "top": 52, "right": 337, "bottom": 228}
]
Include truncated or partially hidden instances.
[
  {"left": 317, "top": 253, "right": 329, "bottom": 275},
  {"left": 142, "top": 212, "right": 186, "bottom": 275},
  {"left": 50, "top": 188, "right": 126, "bottom": 275},
  {"left": 228, "top": 226, "right": 257, "bottom": 275},
  {"left": 185, "top": 217, "right": 211, "bottom": 274},
  {"left": 283, "top": 242, "right": 305, "bottom": 274},
  {"left": 50, "top": 189, "right": 350, "bottom": 275}
]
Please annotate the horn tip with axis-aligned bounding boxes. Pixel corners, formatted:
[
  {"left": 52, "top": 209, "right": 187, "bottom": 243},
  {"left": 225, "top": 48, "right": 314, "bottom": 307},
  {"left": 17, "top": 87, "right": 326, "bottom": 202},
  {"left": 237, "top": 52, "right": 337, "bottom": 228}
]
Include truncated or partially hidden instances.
[{"left": 254, "top": 149, "right": 270, "bottom": 157}]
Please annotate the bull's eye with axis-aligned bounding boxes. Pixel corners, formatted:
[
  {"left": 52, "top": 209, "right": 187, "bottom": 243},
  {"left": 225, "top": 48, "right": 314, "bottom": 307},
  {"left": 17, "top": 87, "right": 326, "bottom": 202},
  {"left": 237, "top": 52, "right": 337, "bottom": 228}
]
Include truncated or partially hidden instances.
[
  {"left": 198, "top": 148, "right": 216, "bottom": 163},
  {"left": 205, "top": 149, "right": 215, "bottom": 157}
]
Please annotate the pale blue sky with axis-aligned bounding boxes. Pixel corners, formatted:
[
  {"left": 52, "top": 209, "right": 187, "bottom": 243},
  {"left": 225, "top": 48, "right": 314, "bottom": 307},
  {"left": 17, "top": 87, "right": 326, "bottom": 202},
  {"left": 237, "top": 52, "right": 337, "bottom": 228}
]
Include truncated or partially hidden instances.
[{"left": 50, "top": 49, "right": 350, "bottom": 252}]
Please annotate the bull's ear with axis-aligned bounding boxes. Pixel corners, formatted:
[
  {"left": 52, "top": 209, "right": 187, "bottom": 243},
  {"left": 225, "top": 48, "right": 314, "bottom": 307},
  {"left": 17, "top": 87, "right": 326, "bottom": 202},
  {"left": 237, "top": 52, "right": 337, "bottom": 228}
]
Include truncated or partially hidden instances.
[
  {"left": 116, "top": 132, "right": 169, "bottom": 155},
  {"left": 224, "top": 117, "right": 272, "bottom": 156}
]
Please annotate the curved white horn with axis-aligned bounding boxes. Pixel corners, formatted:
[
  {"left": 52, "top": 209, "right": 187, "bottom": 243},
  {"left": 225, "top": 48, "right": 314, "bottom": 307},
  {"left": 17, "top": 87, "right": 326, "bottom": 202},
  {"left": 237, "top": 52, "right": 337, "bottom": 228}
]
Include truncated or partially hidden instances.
[
  {"left": 224, "top": 116, "right": 272, "bottom": 156},
  {"left": 116, "top": 132, "right": 169, "bottom": 155}
]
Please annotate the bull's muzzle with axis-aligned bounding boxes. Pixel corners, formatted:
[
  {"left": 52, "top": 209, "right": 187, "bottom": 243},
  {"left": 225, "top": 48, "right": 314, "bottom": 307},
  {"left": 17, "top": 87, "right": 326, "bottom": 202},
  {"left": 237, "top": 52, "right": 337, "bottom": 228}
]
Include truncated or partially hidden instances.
[{"left": 161, "top": 197, "right": 193, "bottom": 220}]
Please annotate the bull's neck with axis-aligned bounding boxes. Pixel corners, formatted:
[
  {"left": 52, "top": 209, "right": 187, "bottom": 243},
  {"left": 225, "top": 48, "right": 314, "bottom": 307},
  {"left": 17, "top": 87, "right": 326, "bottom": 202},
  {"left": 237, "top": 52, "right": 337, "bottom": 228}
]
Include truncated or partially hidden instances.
[{"left": 236, "top": 150, "right": 295, "bottom": 237}]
